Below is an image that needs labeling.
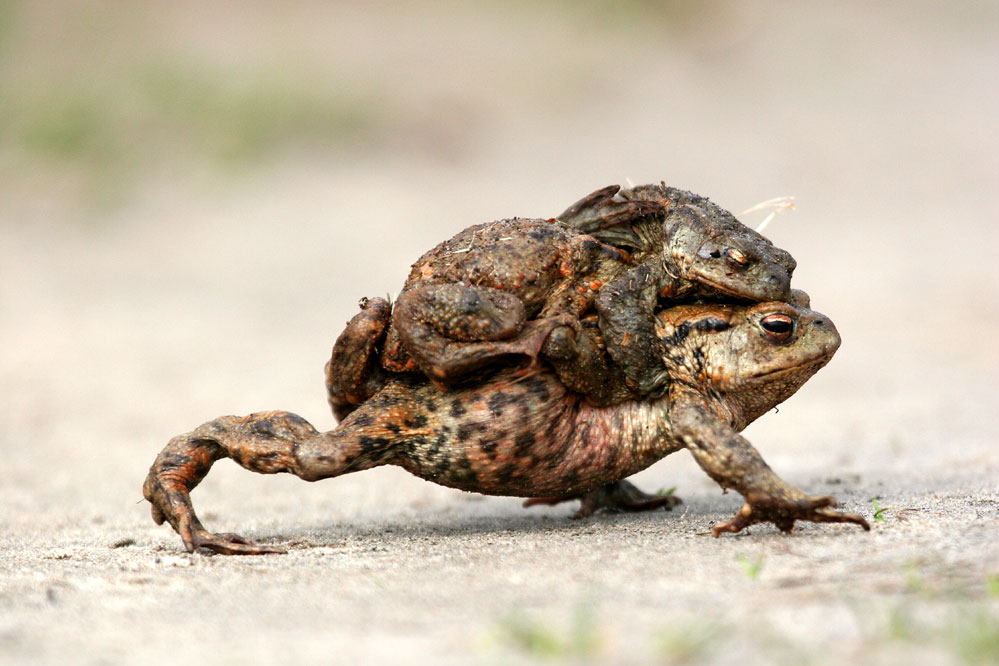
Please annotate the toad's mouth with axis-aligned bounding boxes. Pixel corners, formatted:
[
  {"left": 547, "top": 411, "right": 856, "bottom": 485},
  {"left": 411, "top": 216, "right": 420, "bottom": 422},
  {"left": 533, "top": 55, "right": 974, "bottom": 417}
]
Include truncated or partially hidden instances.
[
  {"left": 692, "top": 273, "right": 788, "bottom": 302},
  {"left": 743, "top": 354, "right": 833, "bottom": 383}
]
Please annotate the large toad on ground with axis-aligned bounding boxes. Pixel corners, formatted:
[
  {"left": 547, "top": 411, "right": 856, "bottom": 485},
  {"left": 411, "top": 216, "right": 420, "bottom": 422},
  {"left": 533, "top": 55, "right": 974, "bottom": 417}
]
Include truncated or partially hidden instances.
[{"left": 143, "top": 300, "right": 868, "bottom": 555}]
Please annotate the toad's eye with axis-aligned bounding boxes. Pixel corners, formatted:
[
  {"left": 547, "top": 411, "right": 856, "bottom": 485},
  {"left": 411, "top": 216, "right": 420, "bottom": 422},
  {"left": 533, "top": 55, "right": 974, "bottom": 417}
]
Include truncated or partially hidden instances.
[
  {"left": 726, "top": 248, "right": 749, "bottom": 267},
  {"left": 760, "top": 313, "right": 794, "bottom": 340}
]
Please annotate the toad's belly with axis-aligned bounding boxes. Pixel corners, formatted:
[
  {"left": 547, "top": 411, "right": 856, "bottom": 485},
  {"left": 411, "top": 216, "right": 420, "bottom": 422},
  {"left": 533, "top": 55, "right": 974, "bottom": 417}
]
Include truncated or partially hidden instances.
[{"left": 389, "top": 373, "right": 680, "bottom": 497}]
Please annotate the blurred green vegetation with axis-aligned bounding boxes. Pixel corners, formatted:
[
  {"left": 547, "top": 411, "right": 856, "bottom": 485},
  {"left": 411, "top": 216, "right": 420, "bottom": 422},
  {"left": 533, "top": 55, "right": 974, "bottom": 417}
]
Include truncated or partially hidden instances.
[
  {"left": 0, "top": 61, "right": 383, "bottom": 176},
  {"left": 0, "top": 2, "right": 387, "bottom": 209},
  {"left": 4, "top": 64, "right": 380, "bottom": 166},
  {"left": 0, "top": 0, "right": 724, "bottom": 211}
]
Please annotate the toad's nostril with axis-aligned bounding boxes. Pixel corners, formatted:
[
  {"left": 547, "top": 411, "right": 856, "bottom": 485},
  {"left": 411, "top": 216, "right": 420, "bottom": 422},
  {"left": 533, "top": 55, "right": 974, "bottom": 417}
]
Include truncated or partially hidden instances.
[{"left": 814, "top": 319, "right": 825, "bottom": 326}]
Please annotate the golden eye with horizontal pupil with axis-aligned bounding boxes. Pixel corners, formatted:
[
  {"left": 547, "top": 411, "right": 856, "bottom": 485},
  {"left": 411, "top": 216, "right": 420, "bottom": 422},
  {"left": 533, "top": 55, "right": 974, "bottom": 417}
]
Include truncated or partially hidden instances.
[
  {"left": 760, "top": 313, "right": 794, "bottom": 340},
  {"left": 726, "top": 248, "right": 749, "bottom": 266}
]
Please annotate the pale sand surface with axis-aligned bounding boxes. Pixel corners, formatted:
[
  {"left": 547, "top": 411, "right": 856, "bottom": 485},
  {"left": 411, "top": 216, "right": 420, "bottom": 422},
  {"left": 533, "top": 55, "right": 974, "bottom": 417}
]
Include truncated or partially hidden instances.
[{"left": 2, "top": 3, "right": 997, "bottom": 664}]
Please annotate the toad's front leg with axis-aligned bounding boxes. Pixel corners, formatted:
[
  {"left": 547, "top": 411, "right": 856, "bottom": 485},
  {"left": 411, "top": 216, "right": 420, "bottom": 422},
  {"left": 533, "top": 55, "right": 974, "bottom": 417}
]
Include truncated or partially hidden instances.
[
  {"left": 595, "top": 262, "right": 673, "bottom": 396},
  {"left": 670, "top": 389, "right": 869, "bottom": 536},
  {"left": 143, "top": 410, "right": 396, "bottom": 554}
]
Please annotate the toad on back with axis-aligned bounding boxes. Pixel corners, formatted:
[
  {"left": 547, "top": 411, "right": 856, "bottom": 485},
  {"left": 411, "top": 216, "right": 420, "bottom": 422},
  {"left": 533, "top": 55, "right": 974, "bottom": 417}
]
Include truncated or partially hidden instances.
[
  {"left": 144, "top": 300, "right": 868, "bottom": 555},
  {"left": 328, "top": 183, "right": 797, "bottom": 418}
]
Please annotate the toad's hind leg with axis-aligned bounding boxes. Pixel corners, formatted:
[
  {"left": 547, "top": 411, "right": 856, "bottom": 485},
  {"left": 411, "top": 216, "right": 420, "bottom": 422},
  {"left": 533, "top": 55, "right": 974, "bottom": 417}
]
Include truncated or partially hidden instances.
[
  {"left": 143, "top": 410, "right": 398, "bottom": 555},
  {"left": 326, "top": 296, "right": 392, "bottom": 422},
  {"left": 524, "top": 480, "right": 682, "bottom": 519},
  {"left": 392, "top": 283, "right": 568, "bottom": 386}
]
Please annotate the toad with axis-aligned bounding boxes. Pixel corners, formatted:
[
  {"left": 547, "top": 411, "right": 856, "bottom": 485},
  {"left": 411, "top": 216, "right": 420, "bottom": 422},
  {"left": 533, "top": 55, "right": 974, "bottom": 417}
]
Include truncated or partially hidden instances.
[
  {"left": 328, "top": 183, "right": 797, "bottom": 417},
  {"left": 143, "top": 300, "right": 868, "bottom": 555}
]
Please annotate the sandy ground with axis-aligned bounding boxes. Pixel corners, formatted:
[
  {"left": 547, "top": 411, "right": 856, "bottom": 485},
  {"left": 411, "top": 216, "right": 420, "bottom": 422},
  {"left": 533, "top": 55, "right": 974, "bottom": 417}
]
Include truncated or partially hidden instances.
[{"left": 2, "top": 2, "right": 997, "bottom": 665}]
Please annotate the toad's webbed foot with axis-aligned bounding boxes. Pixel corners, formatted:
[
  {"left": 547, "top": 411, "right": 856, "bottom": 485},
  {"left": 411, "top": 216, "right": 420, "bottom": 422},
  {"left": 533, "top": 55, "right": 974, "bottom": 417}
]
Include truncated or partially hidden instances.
[
  {"left": 524, "top": 480, "right": 682, "bottom": 519},
  {"left": 671, "top": 387, "right": 870, "bottom": 539},
  {"left": 711, "top": 493, "right": 870, "bottom": 537},
  {"left": 144, "top": 454, "right": 288, "bottom": 555}
]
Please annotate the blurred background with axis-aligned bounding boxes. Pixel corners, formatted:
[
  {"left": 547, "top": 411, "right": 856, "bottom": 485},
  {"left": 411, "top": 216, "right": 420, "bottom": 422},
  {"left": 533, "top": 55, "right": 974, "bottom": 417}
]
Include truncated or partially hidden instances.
[{"left": 2, "top": 1, "right": 997, "bottom": 664}]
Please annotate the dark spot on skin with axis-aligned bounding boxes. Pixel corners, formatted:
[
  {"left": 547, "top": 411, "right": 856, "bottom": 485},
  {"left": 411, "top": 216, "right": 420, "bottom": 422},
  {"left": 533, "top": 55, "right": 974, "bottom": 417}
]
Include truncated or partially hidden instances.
[
  {"left": 403, "top": 435, "right": 427, "bottom": 456},
  {"left": 692, "top": 347, "right": 705, "bottom": 371},
  {"left": 425, "top": 429, "right": 445, "bottom": 451},
  {"left": 481, "top": 441, "right": 497, "bottom": 454},
  {"left": 662, "top": 322, "right": 691, "bottom": 348},
  {"left": 523, "top": 377, "right": 551, "bottom": 403},
  {"left": 426, "top": 464, "right": 447, "bottom": 484},
  {"left": 495, "top": 462, "right": 517, "bottom": 486},
  {"left": 528, "top": 227, "right": 556, "bottom": 241},
  {"left": 190, "top": 437, "right": 224, "bottom": 455},
  {"left": 359, "top": 435, "right": 390, "bottom": 452},
  {"left": 352, "top": 413, "right": 374, "bottom": 428},
  {"left": 457, "top": 423, "right": 478, "bottom": 443},
  {"left": 514, "top": 432, "right": 535, "bottom": 455},
  {"left": 385, "top": 423, "right": 401, "bottom": 434},
  {"left": 693, "top": 317, "right": 730, "bottom": 333},
  {"left": 450, "top": 399, "right": 467, "bottom": 418},
  {"left": 404, "top": 414, "right": 429, "bottom": 429},
  {"left": 284, "top": 413, "right": 310, "bottom": 427},
  {"left": 157, "top": 453, "right": 190, "bottom": 472},
  {"left": 252, "top": 420, "right": 276, "bottom": 439},
  {"left": 257, "top": 452, "right": 280, "bottom": 464},
  {"left": 488, "top": 392, "right": 513, "bottom": 417}
]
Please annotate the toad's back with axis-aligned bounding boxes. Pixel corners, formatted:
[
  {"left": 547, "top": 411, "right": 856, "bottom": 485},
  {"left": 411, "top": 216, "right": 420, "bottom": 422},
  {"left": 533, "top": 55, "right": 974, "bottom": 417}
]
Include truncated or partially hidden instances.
[{"left": 401, "top": 218, "right": 575, "bottom": 314}]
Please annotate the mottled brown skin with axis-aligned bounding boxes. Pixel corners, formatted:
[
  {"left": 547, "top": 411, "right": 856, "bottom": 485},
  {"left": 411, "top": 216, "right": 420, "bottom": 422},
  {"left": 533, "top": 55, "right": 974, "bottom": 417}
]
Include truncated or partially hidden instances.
[
  {"left": 325, "top": 185, "right": 803, "bottom": 513},
  {"left": 144, "top": 301, "right": 868, "bottom": 555},
  {"left": 564, "top": 183, "right": 798, "bottom": 395},
  {"left": 378, "top": 216, "right": 640, "bottom": 385},
  {"left": 328, "top": 184, "right": 798, "bottom": 415}
]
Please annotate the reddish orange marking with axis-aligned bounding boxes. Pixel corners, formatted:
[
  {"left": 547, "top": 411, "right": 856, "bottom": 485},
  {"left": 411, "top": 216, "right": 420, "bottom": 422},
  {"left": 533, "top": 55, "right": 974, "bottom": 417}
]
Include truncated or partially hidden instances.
[
  {"left": 589, "top": 280, "right": 602, "bottom": 291},
  {"left": 621, "top": 331, "right": 630, "bottom": 347}
]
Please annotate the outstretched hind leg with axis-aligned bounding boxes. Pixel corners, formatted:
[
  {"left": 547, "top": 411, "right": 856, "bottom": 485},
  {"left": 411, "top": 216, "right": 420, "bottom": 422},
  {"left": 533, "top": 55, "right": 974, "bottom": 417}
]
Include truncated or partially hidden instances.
[{"left": 143, "top": 410, "right": 395, "bottom": 555}]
